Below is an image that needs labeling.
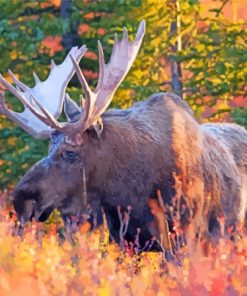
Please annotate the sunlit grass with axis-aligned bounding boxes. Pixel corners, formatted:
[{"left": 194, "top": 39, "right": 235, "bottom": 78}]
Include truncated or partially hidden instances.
[{"left": 0, "top": 190, "right": 247, "bottom": 296}]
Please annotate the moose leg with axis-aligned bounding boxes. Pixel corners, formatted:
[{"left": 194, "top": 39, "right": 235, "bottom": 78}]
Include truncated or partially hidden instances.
[
  {"left": 199, "top": 211, "right": 214, "bottom": 256},
  {"left": 224, "top": 176, "right": 247, "bottom": 241},
  {"left": 243, "top": 175, "right": 247, "bottom": 232},
  {"left": 147, "top": 191, "right": 174, "bottom": 261},
  {"left": 154, "top": 212, "right": 174, "bottom": 261},
  {"left": 185, "top": 196, "right": 211, "bottom": 255},
  {"left": 238, "top": 174, "right": 247, "bottom": 234}
]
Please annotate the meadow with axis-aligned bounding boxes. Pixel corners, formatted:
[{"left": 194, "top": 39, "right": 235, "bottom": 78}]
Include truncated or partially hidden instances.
[{"left": 0, "top": 189, "right": 247, "bottom": 296}]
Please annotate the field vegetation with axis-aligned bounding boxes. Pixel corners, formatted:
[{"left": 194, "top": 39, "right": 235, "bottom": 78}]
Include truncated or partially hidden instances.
[
  {"left": 0, "top": 189, "right": 247, "bottom": 295},
  {"left": 0, "top": 1, "right": 247, "bottom": 295}
]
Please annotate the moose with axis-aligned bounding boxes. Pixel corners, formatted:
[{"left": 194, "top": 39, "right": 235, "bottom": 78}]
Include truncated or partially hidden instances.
[{"left": 0, "top": 21, "right": 247, "bottom": 259}]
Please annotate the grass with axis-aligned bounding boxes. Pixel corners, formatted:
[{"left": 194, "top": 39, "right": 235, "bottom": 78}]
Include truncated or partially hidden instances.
[{"left": 0, "top": 189, "right": 247, "bottom": 296}]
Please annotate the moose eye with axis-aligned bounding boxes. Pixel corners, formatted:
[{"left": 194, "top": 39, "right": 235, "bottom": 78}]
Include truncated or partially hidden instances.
[{"left": 62, "top": 151, "right": 79, "bottom": 162}]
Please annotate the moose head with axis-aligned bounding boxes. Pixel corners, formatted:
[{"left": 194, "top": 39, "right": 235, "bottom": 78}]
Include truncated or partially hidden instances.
[{"left": 0, "top": 21, "right": 146, "bottom": 226}]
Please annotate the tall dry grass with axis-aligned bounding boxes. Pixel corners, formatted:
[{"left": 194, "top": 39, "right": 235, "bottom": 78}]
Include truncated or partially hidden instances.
[{"left": 0, "top": 189, "right": 247, "bottom": 296}]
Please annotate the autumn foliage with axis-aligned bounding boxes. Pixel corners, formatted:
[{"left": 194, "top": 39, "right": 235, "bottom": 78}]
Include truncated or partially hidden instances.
[
  {"left": 0, "top": 190, "right": 247, "bottom": 295},
  {"left": 0, "top": 1, "right": 247, "bottom": 295}
]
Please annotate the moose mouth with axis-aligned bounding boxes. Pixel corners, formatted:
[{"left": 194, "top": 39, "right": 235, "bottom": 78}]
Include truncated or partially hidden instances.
[
  {"left": 35, "top": 206, "right": 55, "bottom": 222},
  {"left": 13, "top": 189, "right": 55, "bottom": 224}
]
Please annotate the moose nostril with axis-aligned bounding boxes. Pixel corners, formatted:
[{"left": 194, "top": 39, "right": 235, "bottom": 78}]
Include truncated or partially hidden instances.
[
  {"left": 38, "top": 206, "right": 54, "bottom": 222},
  {"left": 13, "top": 189, "right": 40, "bottom": 223}
]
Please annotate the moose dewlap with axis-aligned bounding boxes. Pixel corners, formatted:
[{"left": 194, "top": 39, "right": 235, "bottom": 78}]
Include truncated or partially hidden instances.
[{"left": 0, "top": 21, "right": 247, "bottom": 258}]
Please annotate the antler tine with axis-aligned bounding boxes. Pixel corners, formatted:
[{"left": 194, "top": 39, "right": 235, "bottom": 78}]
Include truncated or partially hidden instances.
[
  {"left": 8, "top": 69, "right": 29, "bottom": 91},
  {"left": 33, "top": 72, "right": 41, "bottom": 84},
  {"left": 94, "top": 20, "right": 145, "bottom": 117},
  {"left": 0, "top": 74, "right": 60, "bottom": 129},
  {"left": 30, "top": 95, "right": 62, "bottom": 129},
  {"left": 69, "top": 54, "right": 92, "bottom": 99},
  {"left": 97, "top": 41, "right": 105, "bottom": 91},
  {"left": 111, "top": 33, "right": 119, "bottom": 61},
  {"left": 79, "top": 94, "right": 86, "bottom": 109},
  {"left": 0, "top": 92, "right": 51, "bottom": 139},
  {"left": 123, "top": 27, "right": 128, "bottom": 40},
  {"left": 0, "top": 92, "right": 9, "bottom": 116},
  {"left": 51, "top": 59, "right": 56, "bottom": 69},
  {"left": 68, "top": 55, "right": 95, "bottom": 131},
  {"left": 14, "top": 86, "right": 61, "bottom": 129},
  {"left": 60, "top": 21, "right": 145, "bottom": 134}
]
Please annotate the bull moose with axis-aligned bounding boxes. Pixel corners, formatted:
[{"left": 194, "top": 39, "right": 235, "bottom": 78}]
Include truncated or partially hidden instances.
[{"left": 0, "top": 21, "right": 247, "bottom": 259}]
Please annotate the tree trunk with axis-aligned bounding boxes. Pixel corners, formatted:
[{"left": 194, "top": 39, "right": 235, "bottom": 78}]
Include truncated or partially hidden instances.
[
  {"left": 169, "top": 0, "right": 183, "bottom": 98},
  {"left": 60, "top": 0, "right": 73, "bottom": 50}
]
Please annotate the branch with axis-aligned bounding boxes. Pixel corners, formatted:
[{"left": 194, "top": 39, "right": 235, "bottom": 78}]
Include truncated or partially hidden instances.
[
  {"left": 215, "top": 0, "right": 229, "bottom": 17},
  {"left": 168, "top": 0, "right": 183, "bottom": 98},
  {"left": 19, "top": 6, "right": 59, "bottom": 17}
]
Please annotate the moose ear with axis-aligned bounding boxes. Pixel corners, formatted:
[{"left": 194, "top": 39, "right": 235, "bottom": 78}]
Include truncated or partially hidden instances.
[
  {"left": 92, "top": 119, "right": 104, "bottom": 138},
  {"left": 87, "top": 119, "right": 104, "bottom": 138},
  {"left": 64, "top": 93, "right": 82, "bottom": 123}
]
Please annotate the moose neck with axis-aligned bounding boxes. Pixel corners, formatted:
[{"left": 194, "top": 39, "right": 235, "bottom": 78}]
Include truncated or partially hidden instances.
[
  {"left": 83, "top": 113, "right": 139, "bottom": 201},
  {"left": 83, "top": 102, "right": 178, "bottom": 212}
]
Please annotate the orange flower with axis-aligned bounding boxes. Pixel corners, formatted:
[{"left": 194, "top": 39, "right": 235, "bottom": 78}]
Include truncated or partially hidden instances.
[
  {"left": 84, "top": 12, "right": 94, "bottom": 20},
  {"left": 83, "top": 70, "right": 98, "bottom": 80},
  {"left": 42, "top": 36, "right": 63, "bottom": 56},
  {"left": 229, "top": 96, "right": 247, "bottom": 108},
  {"left": 85, "top": 51, "right": 97, "bottom": 60},
  {"left": 77, "top": 24, "right": 90, "bottom": 36},
  {"left": 97, "top": 28, "right": 106, "bottom": 36}
]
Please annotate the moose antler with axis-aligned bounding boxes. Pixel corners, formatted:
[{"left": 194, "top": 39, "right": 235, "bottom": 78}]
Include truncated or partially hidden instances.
[
  {"left": 64, "top": 20, "right": 145, "bottom": 133},
  {"left": 0, "top": 21, "right": 145, "bottom": 139},
  {"left": 0, "top": 45, "right": 87, "bottom": 139}
]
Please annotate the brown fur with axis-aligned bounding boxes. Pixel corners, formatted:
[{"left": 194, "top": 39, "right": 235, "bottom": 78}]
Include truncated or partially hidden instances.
[{"left": 13, "top": 92, "right": 247, "bottom": 252}]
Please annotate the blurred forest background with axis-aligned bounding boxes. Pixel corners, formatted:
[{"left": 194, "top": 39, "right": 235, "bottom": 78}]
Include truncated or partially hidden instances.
[{"left": 0, "top": 0, "right": 246, "bottom": 188}]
